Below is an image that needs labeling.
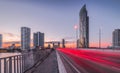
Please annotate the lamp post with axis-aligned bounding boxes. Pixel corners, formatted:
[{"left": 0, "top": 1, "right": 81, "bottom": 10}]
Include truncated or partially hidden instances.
[
  {"left": 74, "top": 25, "right": 78, "bottom": 48},
  {"left": 99, "top": 27, "right": 101, "bottom": 48}
]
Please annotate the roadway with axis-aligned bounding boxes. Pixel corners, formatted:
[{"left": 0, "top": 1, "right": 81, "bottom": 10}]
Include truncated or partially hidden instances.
[{"left": 57, "top": 48, "right": 120, "bottom": 73}]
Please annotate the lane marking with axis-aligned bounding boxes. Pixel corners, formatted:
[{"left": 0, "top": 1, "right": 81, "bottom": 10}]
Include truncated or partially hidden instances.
[
  {"left": 59, "top": 52, "right": 81, "bottom": 73},
  {"left": 56, "top": 51, "right": 67, "bottom": 73}
]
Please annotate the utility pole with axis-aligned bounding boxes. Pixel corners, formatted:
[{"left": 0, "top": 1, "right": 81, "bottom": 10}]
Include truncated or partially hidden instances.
[
  {"left": 74, "top": 25, "right": 78, "bottom": 48},
  {"left": 99, "top": 28, "right": 101, "bottom": 48}
]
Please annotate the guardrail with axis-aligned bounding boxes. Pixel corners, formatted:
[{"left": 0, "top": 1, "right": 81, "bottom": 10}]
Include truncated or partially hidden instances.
[
  {"left": 0, "top": 55, "right": 24, "bottom": 73},
  {"left": 0, "top": 49, "right": 53, "bottom": 73}
]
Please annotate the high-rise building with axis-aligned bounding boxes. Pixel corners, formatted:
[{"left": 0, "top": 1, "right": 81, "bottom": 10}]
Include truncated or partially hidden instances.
[
  {"left": 21, "top": 27, "right": 31, "bottom": 50},
  {"left": 77, "top": 39, "right": 80, "bottom": 48},
  {"left": 79, "top": 5, "right": 89, "bottom": 48},
  {"left": 112, "top": 29, "right": 120, "bottom": 48},
  {"left": 0, "top": 34, "right": 2, "bottom": 48},
  {"left": 62, "top": 39, "right": 65, "bottom": 48},
  {"left": 33, "top": 32, "right": 44, "bottom": 48}
]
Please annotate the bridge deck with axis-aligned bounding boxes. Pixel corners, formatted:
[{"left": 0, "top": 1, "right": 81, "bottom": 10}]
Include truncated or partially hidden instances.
[{"left": 25, "top": 50, "right": 59, "bottom": 73}]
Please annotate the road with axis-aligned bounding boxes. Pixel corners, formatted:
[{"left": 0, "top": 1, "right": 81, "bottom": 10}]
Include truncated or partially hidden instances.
[{"left": 57, "top": 48, "right": 120, "bottom": 73}]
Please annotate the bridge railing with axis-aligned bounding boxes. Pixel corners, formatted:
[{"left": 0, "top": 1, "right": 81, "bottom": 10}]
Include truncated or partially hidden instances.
[
  {"left": 0, "top": 49, "right": 52, "bottom": 73},
  {"left": 0, "top": 54, "right": 25, "bottom": 73}
]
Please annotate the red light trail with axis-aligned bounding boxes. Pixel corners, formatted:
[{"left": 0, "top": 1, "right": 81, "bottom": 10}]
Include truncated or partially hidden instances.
[{"left": 57, "top": 48, "right": 120, "bottom": 73}]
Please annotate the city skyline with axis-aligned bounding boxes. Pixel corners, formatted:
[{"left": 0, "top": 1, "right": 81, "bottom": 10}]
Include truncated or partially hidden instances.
[{"left": 0, "top": 0, "right": 120, "bottom": 48}]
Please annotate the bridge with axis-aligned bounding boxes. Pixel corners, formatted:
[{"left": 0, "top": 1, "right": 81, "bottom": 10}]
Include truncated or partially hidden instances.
[{"left": 0, "top": 48, "right": 120, "bottom": 73}]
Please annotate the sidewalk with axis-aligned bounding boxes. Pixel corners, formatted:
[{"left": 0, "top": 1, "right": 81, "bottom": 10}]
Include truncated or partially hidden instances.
[{"left": 31, "top": 50, "right": 59, "bottom": 73}]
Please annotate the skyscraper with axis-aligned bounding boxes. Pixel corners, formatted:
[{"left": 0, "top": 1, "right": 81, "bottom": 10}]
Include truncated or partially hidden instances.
[
  {"left": 112, "top": 29, "right": 120, "bottom": 48},
  {"left": 62, "top": 39, "right": 65, "bottom": 48},
  {"left": 21, "top": 27, "right": 31, "bottom": 50},
  {"left": 79, "top": 5, "right": 89, "bottom": 48},
  {"left": 33, "top": 32, "right": 44, "bottom": 48},
  {"left": 77, "top": 39, "right": 80, "bottom": 48},
  {"left": 0, "top": 34, "right": 2, "bottom": 48}
]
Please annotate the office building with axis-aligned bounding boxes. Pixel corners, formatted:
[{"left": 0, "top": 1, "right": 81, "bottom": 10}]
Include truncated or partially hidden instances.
[
  {"left": 62, "top": 39, "right": 65, "bottom": 48},
  {"left": 33, "top": 32, "right": 44, "bottom": 48},
  {"left": 21, "top": 27, "right": 31, "bottom": 50},
  {"left": 79, "top": 5, "right": 89, "bottom": 48},
  {"left": 77, "top": 39, "right": 80, "bottom": 48},
  {"left": 112, "top": 29, "right": 120, "bottom": 48},
  {"left": 0, "top": 34, "right": 2, "bottom": 48}
]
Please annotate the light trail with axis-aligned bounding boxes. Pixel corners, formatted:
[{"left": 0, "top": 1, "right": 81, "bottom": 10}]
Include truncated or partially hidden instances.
[{"left": 57, "top": 48, "right": 120, "bottom": 73}]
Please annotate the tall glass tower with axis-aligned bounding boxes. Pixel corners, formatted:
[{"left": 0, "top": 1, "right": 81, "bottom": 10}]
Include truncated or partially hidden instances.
[
  {"left": 79, "top": 5, "right": 89, "bottom": 48},
  {"left": 33, "top": 32, "right": 44, "bottom": 48},
  {"left": 112, "top": 29, "right": 120, "bottom": 48},
  {"left": 21, "top": 27, "right": 31, "bottom": 50}
]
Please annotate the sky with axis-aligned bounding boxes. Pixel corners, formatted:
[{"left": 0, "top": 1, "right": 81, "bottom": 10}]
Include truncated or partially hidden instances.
[{"left": 0, "top": 0, "right": 120, "bottom": 48}]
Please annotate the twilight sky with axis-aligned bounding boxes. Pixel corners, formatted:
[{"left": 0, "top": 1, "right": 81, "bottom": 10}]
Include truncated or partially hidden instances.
[{"left": 0, "top": 0, "right": 120, "bottom": 47}]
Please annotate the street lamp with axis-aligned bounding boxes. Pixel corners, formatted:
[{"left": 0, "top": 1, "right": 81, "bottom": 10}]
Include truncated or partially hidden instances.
[
  {"left": 74, "top": 25, "right": 78, "bottom": 48},
  {"left": 99, "top": 27, "right": 102, "bottom": 48}
]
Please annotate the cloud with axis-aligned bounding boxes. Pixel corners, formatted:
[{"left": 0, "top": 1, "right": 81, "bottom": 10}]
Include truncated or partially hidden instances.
[
  {"left": 63, "top": 37, "right": 75, "bottom": 40},
  {"left": 0, "top": 32, "right": 20, "bottom": 42},
  {"left": 4, "top": 41, "right": 20, "bottom": 44},
  {"left": 90, "top": 42, "right": 111, "bottom": 48},
  {"left": 5, "top": 33, "right": 17, "bottom": 37}
]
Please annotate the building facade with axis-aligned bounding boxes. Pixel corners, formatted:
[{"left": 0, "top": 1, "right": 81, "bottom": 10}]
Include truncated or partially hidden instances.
[
  {"left": 62, "top": 39, "right": 65, "bottom": 48},
  {"left": 21, "top": 27, "right": 31, "bottom": 50},
  {"left": 79, "top": 5, "right": 89, "bottom": 48},
  {"left": 112, "top": 29, "right": 120, "bottom": 48},
  {"left": 33, "top": 32, "right": 44, "bottom": 48},
  {"left": 0, "top": 34, "right": 2, "bottom": 48},
  {"left": 77, "top": 39, "right": 80, "bottom": 48}
]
